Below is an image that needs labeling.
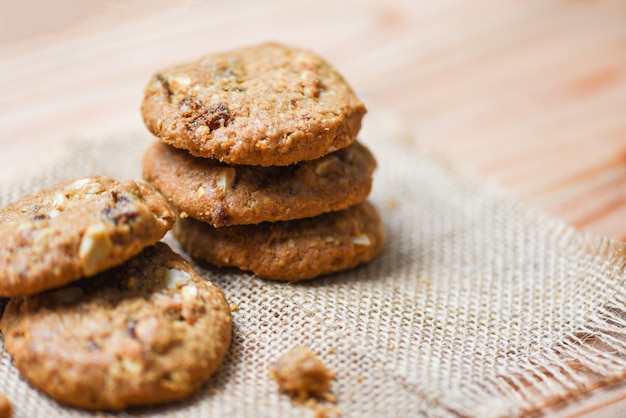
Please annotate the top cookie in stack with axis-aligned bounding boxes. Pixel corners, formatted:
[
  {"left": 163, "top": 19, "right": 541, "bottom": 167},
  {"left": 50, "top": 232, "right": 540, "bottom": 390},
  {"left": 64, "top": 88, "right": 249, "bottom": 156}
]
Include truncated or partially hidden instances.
[
  {"left": 141, "top": 42, "right": 385, "bottom": 281},
  {"left": 141, "top": 42, "right": 366, "bottom": 167}
]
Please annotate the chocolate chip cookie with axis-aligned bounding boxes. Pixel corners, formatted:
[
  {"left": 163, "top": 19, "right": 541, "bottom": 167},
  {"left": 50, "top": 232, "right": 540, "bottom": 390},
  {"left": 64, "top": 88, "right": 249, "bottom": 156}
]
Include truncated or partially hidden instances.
[
  {"left": 0, "top": 242, "right": 233, "bottom": 411},
  {"left": 0, "top": 176, "right": 175, "bottom": 296},
  {"left": 173, "top": 201, "right": 385, "bottom": 281},
  {"left": 141, "top": 42, "right": 366, "bottom": 166},
  {"left": 142, "top": 140, "right": 376, "bottom": 227}
]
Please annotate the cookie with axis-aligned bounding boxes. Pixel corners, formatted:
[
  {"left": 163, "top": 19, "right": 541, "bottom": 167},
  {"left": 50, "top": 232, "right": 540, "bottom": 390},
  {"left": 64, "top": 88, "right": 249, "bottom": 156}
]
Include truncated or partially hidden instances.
[
  {"left": 173, "top": 201, "right": 385, "bottom": 281},
  {"left": 0, "top": 242, "right": 232, "bottom": 411},
  {"left": 141, "top": 42, "right": 366, "bottom": 166},
  {"left": 0, "top": 176, "right": 175, "bottom": 296},
  {"left": 142, "top": 140, "right": 376, "bottom": 227}
]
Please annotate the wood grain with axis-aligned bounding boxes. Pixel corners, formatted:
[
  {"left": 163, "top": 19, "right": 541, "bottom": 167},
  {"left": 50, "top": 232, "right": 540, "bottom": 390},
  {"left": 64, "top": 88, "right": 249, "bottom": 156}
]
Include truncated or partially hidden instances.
[{"left": 1, "top": 0, "right": 626, "bottom": 242}]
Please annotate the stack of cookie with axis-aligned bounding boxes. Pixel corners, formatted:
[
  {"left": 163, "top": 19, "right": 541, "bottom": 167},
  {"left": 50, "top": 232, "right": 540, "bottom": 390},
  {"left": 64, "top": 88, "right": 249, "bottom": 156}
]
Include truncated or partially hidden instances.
[
  {"left": 0, "top": 176, "right": 233, "bottom": 411},
  {"left": 141, "top": 42, "right": 385, "bottom": 281}
]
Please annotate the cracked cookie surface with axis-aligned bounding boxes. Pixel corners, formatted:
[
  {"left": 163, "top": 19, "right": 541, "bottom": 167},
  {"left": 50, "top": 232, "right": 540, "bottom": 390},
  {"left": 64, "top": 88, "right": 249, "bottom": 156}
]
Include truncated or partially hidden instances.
[
  {"left": 0, "top": 242, "right": 233, "bottom": 411},
  {"left": 0, "top": 176, "right": 175, "bottom": 296},
  {"left": 141, "top": 42, "right": 366, "bottom": 166},
  {"left": 174, "top": 201, "right": 385, "bottom": 281},
  {"left": 142, "top": 140, "right": 376, "bottom": 227}
]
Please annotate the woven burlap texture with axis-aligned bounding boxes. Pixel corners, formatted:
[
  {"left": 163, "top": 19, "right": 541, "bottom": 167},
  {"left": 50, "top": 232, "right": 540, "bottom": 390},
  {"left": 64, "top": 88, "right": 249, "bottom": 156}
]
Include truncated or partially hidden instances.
[{"left": 2, "top": 114, "right": 626, "bottom": 418}]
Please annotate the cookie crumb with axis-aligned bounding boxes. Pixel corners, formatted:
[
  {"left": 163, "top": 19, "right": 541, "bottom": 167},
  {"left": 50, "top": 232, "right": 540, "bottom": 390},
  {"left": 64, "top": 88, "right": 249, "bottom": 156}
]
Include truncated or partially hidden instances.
[
  {"left": 230, "top": 302, "right": 239, "bottom": 312},
  {"left": 270, "top": 347, "right": 339, "bottom": 418},
  {"left": 270, "top": 346, "right": 335, "bottom": 400},
  {"left": 355, "top": 374, "right": 364, "bottom": 383},
  {"left": 0, "top": 393, "right": 12, "bottom": 418}
]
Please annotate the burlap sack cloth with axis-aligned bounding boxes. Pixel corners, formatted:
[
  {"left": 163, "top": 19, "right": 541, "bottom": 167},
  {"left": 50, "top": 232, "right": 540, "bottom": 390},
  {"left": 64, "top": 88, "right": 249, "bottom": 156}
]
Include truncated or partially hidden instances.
[{"left": 2, "top": 114, "right": 626, "bottom": 418}]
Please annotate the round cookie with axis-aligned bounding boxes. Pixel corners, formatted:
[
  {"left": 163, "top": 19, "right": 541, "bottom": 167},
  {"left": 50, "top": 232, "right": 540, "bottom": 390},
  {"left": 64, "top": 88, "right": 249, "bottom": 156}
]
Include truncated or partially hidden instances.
[
  {"left": 0, "top": 242, "right": 233, "bottom": 411},
  {"left": 141, "top": 42, "right": 366, "bottom": 166},
  {"left": 0, "top": 176, "right": 175, "bottom": 296},
  {"left": 173, "top": 201, "right": 385, "bottom": 281},
  {"left": 142, "top": 140, "right": 376, "bottom": 227}
]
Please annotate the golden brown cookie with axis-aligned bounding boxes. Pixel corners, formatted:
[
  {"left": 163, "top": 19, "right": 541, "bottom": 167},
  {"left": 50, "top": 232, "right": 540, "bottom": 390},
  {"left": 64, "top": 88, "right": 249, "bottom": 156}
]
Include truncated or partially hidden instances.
[
  {"left": 0, "top": 176, "right": 175, "bottom": 296},
  {"left": 0, "top": 243, "right": 232, "bottom": 411},
  {"left": 142, "top": 140, "right": 376, "bottom": 227},
  {"left": 173, "top": 201, "right": 385, "bottom": 281},
  {"left": 141, "top": 42, "right": 366, "bottom": 166}
]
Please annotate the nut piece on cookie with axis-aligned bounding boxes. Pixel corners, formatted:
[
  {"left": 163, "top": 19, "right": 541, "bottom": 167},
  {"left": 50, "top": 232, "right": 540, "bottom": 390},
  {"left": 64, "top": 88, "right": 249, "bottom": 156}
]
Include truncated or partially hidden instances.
[
  {"left": 0, "top": 243, "right": 232, "bottom": 411},
  {"left": 0, "top": 176, "right": 175, "bottom": 296},
  {"left": 141, "top": 42, "right": 366, "bottom": 166}
]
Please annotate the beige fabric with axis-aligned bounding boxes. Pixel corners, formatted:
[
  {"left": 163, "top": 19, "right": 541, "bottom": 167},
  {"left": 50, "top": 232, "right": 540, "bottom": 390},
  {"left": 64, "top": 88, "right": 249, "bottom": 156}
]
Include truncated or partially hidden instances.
[{"left": 2, "top": 114, "right": 626, "bottom": 417}]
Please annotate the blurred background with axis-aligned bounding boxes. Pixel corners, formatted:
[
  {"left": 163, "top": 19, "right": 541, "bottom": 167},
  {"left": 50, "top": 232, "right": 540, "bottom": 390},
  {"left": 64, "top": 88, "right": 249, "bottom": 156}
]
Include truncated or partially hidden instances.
[{"left": 1, "top": 0, "right": 626, "bottom": 238}]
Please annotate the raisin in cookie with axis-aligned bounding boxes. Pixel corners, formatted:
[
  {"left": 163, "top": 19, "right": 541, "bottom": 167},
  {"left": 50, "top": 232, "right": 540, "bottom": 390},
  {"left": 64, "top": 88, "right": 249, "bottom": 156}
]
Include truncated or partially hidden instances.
[
  {"left": 0, "top": 176, "right": 175, "bottom": 296},
  {"left": 142, "top": 140, "right": 376, "bottom": 227},
  {"left": 173, "top": 201, "right": 385, "bottom": 281},
  {"left": 141, "top": 42, "right": 366, "bottom": 166},
  {"left": 0, "top": 242, "right": 232, "bottom": 411}
]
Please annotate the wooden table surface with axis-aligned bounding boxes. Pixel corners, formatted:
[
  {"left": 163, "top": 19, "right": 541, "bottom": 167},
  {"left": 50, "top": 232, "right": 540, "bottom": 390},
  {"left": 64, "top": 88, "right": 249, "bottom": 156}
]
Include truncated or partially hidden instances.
[{"left": 1, "top": 0, "right": 626, "bottom": 415}]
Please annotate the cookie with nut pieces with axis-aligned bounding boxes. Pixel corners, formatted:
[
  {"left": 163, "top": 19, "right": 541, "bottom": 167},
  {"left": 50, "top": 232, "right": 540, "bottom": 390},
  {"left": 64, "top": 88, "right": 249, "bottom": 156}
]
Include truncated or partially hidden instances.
[
  {"left": 141, "top": 42, "right": 366, "bottom": 166},
  {"left": 142, "top": 140, "right": 376, "bottom": 227},
  {"left": 0, "top": 242, "right": 233, "bottom": 411},
  {"left": 173, "top": 201, "right": 385, "bottom": 281},
  {"left": 0, "top": 176, "right": 175, "bottom": 296}
]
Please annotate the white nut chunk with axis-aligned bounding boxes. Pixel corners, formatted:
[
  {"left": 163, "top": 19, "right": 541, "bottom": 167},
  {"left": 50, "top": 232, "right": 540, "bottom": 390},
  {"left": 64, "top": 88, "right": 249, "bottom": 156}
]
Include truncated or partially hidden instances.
[
  {"left": 52, "top": 193, "right": 69, "bottom": 211},
  {"left": 71, "top": 177, "right": 106, "bottom": 195},
  {"left": 121, "top": 358, "right": 143, "bottom": 374},
  {"left": 181, "top": 284, "right": 199, "bottom": 324},
  {"left": 350, "top": 233, "right": 371, "bottom": 246},
  {"left": 314, "top": 155, "right": 341, "bottom": 177},
  {"left": 170, "top": 76, "right": 191, "bottom": 88},
  {"left": 195, "top": 185, "right": 206, "bottom": 197},
  {"left": 79, "top": 223, "right": 114, "bottom": 276},
  {"left": 216, "top": 167, "right": 236, "bottom": 193},
  {"left": 195, "top": 125, "right": 210, "bottom": 136},
  {"left": 164, "top": 268, "right": 191, "bottom": 289},
  {"left": 71, "top": 178, "right": 95, "bottom": 190},
  {"left": 48, "top": 193, "right": 69, "bottom": 219}
]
